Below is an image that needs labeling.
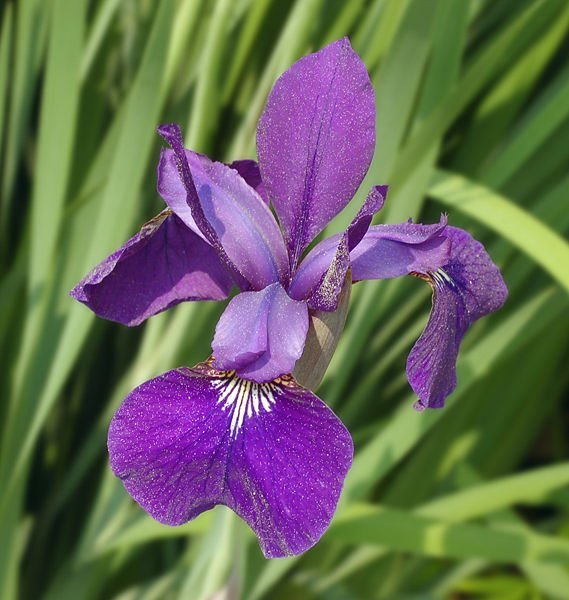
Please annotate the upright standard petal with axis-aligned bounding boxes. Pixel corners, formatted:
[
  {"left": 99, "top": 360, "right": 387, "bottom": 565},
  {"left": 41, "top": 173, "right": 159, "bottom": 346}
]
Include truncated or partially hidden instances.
[
  {"left": 108, "top": 365, "right": 353, "bottom": 558},
  {"left": 158, "top": 146, "right": 289, "bottom": 291},
  {"left": 212, "top": 282, "right": 309, "bottom": 383},
  {"left": 70, "top": 211, "right": 233, "bottom": 326},
  {"left": 257, "top": 37, "right": 376, "bottom": 268},
  {"left": 407, "top": 227, "right": 508, "bottom": 409}
]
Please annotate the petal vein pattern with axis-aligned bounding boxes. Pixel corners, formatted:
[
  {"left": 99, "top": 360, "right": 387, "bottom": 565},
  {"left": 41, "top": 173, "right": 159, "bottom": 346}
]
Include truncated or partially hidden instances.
[
  {"left": 212, "top": 373, "right": 279, "bottom": 437},
  {"left": 407, "top": 227, "right": 508, "bottom": 409},
  {"left": 108, "top": 365, "right": 353, "bottom": 558},
  {"left": 257, "top": 37, "right": 376, "bottom": 267}
]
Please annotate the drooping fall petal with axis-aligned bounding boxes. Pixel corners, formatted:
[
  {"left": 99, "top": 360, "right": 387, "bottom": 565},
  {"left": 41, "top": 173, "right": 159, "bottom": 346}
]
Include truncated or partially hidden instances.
[
  {"left": 407, "top": 227, "right": 508, "bottom": 409},
  {"left": 108, "top": 365, "right": 353, "bottom": 558},
  {"left": 291, "top": 216, "right": 506, "bottom": 409},
  {"left": 70, "top": 211, "right": 233, "bottom": 326}
]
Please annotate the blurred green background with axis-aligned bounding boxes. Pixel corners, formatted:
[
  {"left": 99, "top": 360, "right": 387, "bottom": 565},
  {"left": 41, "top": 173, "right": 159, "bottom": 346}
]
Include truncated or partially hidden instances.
[{"left": 1, "top": 0, "right": 569, "bottom": 598}]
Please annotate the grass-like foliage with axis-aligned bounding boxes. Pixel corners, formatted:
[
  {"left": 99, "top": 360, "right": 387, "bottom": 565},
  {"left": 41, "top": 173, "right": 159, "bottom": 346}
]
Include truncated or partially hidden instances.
[{"left": 1, "top": 0, "right": 568, "bottom": 598}]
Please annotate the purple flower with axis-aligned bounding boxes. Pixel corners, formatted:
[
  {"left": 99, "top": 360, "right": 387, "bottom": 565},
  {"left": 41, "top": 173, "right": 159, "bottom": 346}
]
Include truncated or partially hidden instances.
[{"left": 71, "top": 38, "right": 507, "bottom": 557}]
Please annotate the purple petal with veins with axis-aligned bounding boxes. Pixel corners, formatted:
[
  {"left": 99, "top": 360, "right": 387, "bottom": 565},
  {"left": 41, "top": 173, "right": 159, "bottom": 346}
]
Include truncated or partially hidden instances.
[
  {"left": 108, "top": 365, "right": 353, "bottom": 558},
  {"left": 70, "top": 211, "right": 233, "bottom": 326},
  {"left": 257, "top": 37, "right": 376, "bottom": 268},
  {"left": 350, "top": 216, "right": 451, "bottom": 280},
  {"left": 408, "top": 226, "right": 508, "bottom": 409}
]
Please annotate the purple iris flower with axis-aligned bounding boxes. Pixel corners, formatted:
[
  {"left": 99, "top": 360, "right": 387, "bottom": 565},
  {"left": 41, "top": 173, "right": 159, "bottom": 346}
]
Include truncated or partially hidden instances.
[{"left": 71, "top": 38, "right": 507, "bottom": 558}]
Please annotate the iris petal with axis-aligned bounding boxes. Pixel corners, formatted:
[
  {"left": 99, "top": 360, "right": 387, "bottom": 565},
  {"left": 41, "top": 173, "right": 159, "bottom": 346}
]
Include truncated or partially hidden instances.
[
  {"left": 227, "top": 159, "right": 269, "bottom": 205},
  {"left": 407, "top": 227, "right": 508, "bottom": 409},
  {"left": 350, "top": 216, "right": 451, "bottom": 280},
  {"left": 257, "top": 37, "right": 376, "bottom": 268},
  {"left": 212, "top": 282, "right": 309, "bottom": 383},
  {"left": 289, "top": 185, "right": 387, "bottom": 302},
  {"left": 158, "top": 126, "right": 289, "bottom": 291},
  {"left": 108, "top": 365, "right": 353, "bottom": 558},
  {"left": 70, "top": 211, "right": 233, "bottom": 326},
  {"left": 347, "top": 184, "right": 388, "bottom": 250},
  {"left": 292, "top": 216, "right": 506, "bottom": 409},
  {"left": 308, "top": 234, "right": 350, "bottom": 312}
]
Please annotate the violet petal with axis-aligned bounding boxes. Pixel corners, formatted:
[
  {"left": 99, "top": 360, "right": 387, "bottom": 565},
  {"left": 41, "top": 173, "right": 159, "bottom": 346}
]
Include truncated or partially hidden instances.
[
  {"left": 308, "top": 234, "right": 350, "bottom": 312},
  {"left": 212, "top": 282, "right": 309, "bottom": 383},
  {"left": 408, "top": 227, "right": 508, "bottom": 409},
  {"left": 288, "top": 185, "right": 388, "bottom": 301},
  {"left": 108, "top": 365, "right": 353, "bottom": 558},
  {"left": 158, "top": 145, "right": 289, "bottom": 291},
  {"left": 227, "top": 159, "right": 269, "bottom": 205},
  {"left": 157, "top": 124, "right": 245, "bottom": 287},
  {"left": 347, "top": 185, "right": 388, "bottom": 250},
  {"left": 70, "top": 211, "right": 233, "bottom": 326},
  {"left": 350, "top": 216, "right": 451, "bottom": 281},
  {"left": 257, "top": 37, "right": 376, "bottom": 268}
]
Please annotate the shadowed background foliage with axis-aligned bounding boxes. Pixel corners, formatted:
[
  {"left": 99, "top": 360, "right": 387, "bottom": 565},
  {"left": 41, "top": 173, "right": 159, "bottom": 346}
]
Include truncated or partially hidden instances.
[{"left": 1, "top": 0, "right": 569, "bottom": 598}]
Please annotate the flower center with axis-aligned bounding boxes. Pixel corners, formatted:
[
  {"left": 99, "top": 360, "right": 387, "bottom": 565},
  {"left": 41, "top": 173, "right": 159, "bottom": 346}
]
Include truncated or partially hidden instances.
[
  {"left": 430, "top": 268, "right": 455, "bottom": 290},
  {"left": 211, "top": 372, "right": 282, "bottom": 437},
  {"left": 411, "top": 268, "right": 456, "bottom": 291}
]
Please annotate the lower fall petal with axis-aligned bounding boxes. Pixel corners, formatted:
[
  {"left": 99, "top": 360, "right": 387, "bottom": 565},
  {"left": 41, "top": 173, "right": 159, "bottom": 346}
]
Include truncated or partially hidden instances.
[
  {"left": 408, "top": 227, "right": 508, "bottom": 409},
  {"left": 70, "top": 211, "right": 233, "bottom": 326},
  {"left": 108, "top": 364, "right": 353, "bottom": 558},
  {"left": 212, "top": 282, "right": 309, "bottom": 383}
]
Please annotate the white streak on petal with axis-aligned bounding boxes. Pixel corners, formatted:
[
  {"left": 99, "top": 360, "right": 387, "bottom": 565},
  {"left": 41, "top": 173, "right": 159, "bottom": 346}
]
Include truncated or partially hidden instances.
[{"left": 211, "top": 373, "right": 280, "bottom": 437}]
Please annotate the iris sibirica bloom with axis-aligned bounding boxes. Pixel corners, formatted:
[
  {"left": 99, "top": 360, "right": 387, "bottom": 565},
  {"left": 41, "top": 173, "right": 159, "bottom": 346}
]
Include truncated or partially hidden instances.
[{"left": 71, "top": 39, "right": 507, "bottom": 557}]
